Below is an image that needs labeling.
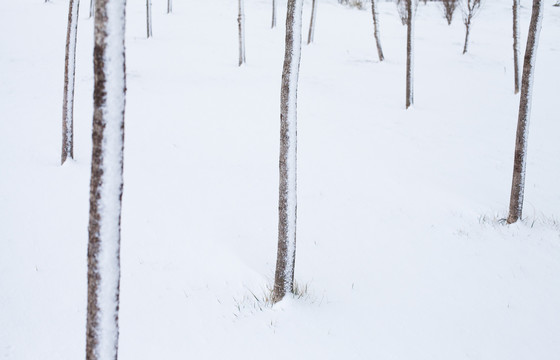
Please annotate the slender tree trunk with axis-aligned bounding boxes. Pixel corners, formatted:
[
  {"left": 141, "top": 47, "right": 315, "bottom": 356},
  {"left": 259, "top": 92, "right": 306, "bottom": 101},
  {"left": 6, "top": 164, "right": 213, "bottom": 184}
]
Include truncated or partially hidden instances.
[
  {"left": 507, "top": 0, "right": 543, "bottom": 224},
  {"left": 85, "top": 0, "right": 126, "bottom": 358},
  {"left": 238, "top": 0, "right": 246, "bottom": 66},
  {"left": 513, "top": 0, "right": 520, "bottom": 94},
  {"left": 61, "top": 0, "right": 80, "bottom": 165},
  {"left": 405, "top": 0, "right": 413, "bottom": 109},
  {"left": 462, "top": 14, "right": 471, "bottom": 54},
  {"left": 371, "top": 0, "right": 384, "bottom": 61},
  {"left": 146, "top": 0, "right": 152, "bottom": 38},
  {"left": 272, "top": 0, "right": 277, "bottom": 28},
  {"left": 307, "top": 0, "right": 317, "bottom": 44},
  {"left": 167, "top": 0, "right": 172, "bottom": 14},
  {"left": 89, "top": 0, "right": 94, "bottom": 18},
  {"left": 272, "top": 0, "right": 304, "bottom": 304}
]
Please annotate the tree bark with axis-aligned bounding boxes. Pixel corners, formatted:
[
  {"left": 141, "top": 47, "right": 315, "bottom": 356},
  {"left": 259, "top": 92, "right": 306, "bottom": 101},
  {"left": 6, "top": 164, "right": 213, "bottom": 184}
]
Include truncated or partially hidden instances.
[
  {"left": 61, "top": 0, "right": 80, "bottom": 165},
  {"left": 272, "top": 0, "right": 277, "bottom": 28},
  {"left": 273, "top": 0, "right": 304, "bottom": 304},
  {"left": 238, "top": 0, "right": 246, "bottom": 66},
  {"left": 462, "top": 14, "right": 471, "bottom": 54},
  {"left": 146, "top": 0, "right": 152, "bottom": 38},
  {"left": 405, "top": 0, "right": 413, "bottom": 109},
  {"left": 85, "top": 0, "right": 126, "bottom": 358},
  {"left": 507, "top": 0, "right": 543, "bottom": 224},
  {"left": 371, "top": 0, "right": 384, "bottom": 61},
  {"left": 307, "top": 0, "right": 317, "bottom": 45},
  {"left": 513, "top": 0, "right": 520, "bottom": 94}
]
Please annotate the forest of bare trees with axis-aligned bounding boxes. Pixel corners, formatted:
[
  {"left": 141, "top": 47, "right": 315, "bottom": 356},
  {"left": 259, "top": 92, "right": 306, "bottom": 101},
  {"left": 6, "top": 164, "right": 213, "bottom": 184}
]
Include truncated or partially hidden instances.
[{"left": 44, "top": 0, "right": 557, "bottom": 355}]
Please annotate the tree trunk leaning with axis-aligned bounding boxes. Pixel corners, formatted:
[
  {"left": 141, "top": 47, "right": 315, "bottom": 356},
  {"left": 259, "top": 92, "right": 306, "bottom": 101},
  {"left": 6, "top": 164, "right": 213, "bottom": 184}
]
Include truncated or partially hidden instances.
[
  {"left": 507, "top": 0, "right": 543, "bottom": 224},
  {"left": 371, "top": 0, "right": 384, "bottom": 61},
  {"left": 513, "top": 0, "right": 520, "bottom": 94},
  {"left": 307, "top": 0, "right": 317, "bottom": 44},
  {"left": 85, "top": 0, "right": 127, "bottom": 358},
  {"left": 61, "top": 0, "right": 80, "bottom": 165},
  {"left": 273, "top": 0, "right": 304, "bottom": 304},
  {"left": 238, "top": 0, "right": 246, "bottom": 66},
  {"left": 405, "top": 0, "right": 413, "bottom": 109}
]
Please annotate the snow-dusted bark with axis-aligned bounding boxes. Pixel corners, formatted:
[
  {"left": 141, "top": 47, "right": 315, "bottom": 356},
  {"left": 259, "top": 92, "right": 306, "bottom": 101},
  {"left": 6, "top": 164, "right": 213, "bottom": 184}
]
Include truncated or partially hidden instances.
[
  {"left": 272, "top": 0, "right": 277, "bottom": 28},
  {"left": 146, "top": 0, "right": 152, "bottom": 38},
  {"left": 307, "top": 0, "right": 317, "bottom": 44},
  {"left": 371, "top": 0, "right": 384, "bottom": 61},
  {"left": 273, "top": 0, "right": 304, "bottom": 304},
  {"left": 405, "top": 0, "right": 414, "bottom": 109},
  {"left": 86, "top": 0, "right": 126, "bottom": 358},
  {"left": 513, "top": 0, "right": 520, "bottom": 94},
  {"left": 507, "top": 0, "right": 543, "bottom": 224},
  {"left": 167, "top": 0, "right": 172, "bottom": 14},
  {"left": 238, "top": 0, "right": 246, "bottom": 66},
  {"left": 61, "top": 0, "right": 80, "bottom": 165}
]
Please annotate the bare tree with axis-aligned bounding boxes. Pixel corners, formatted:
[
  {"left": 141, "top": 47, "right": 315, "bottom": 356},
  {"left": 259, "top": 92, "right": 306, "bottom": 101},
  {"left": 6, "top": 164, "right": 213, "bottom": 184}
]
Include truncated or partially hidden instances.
[
  {"left": 272, "top": 0, "right": 277, "bottom": 28},
  {"left": 507, "top": 0, "right": 544, "bottom": 224},
  {"left": 238, "top": 0, "right": 246, "bottom": 66},
  {"left": 61, "top": 0, "right": 80, "bottom": 165},
  {"left": 85, "top": 0, "right": 126, "bottom": 358},
  {"left": 307, "top": 0, "right": 317, "bottom": 44},
  {"left": 146, "top": 0, "right": 152, "bottom": 38},
  {"left": 272, "top": 0, "right": 304, "bottom": 304},
  {"left": 462, "top": 0, "right": 481, "bottom": 54},
  {"left": 405, "top": 0, "right": 414, "bottom": 109},
  {"left": 513, "top": 0, "right": 520, "bottom": 94},
  {"left": 167, "top": 0, "right": 172, "bottom": 14},
  {"left": 440, "top": 0, "right": 458, "bottom": 25},
  {"left": 371, "top": 0, "right": 384, "bottom": 61}
]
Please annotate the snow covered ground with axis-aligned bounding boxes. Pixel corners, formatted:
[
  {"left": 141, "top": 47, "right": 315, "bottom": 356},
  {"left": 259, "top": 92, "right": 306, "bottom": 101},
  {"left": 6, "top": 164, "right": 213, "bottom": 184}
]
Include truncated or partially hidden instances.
[{"left": 1, "top": 0, "right": 560, "bottom": 358}]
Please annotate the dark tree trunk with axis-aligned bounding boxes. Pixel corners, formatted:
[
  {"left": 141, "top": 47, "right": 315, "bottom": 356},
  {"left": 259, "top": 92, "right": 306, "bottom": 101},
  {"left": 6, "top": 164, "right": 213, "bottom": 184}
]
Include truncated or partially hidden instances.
[
  {"left": 307, "top": 0, "right": 317, "bottom": 44},
  {"left": 462, "top": 14, "right": 471, "bottom": 54},
  {"left": 272, "top": 0, "right": 277, "bottom": 28},
  {"left": 405, "top": 0, "right": 413, "bottom": 109},
  {"left": 513, "top": 0, "right": 520, "bottom": 94},
  {"left": 146, "top": 0, "right": 152, "bottom": 38},
  {"left": 61, "top": 0, "right": 80, "bottom": 165},
  {"left": 507, "top": 0, "right": 543, "bottom": 224},
  {"left": 273, "top": 0, "right": 304, "bottom": 304},
  {"left": 371, "top": 0, "right": 384, "bottom": 61},
  {"left": 238, "top": 0, "right": 246, "bottom": 66},
  {"left": 85, "top": 0, "right": 127, "bottom": 358}
]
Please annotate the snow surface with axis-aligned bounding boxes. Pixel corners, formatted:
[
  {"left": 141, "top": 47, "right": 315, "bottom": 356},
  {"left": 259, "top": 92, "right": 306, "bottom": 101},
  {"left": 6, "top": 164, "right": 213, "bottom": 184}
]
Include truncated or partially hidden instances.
[{"left": 1, "top": 0, "right": 560, "bottom": 359}]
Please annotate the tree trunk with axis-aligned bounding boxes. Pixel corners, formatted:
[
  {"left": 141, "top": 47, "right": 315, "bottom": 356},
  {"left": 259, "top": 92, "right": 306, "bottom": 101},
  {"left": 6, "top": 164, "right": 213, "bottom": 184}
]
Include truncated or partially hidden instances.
[
  {"left": 272, "top": 0, "right": 304, "bottom": 304},
  {"left": 89, "top": 0, "right": 94, "bottom": 18},
  {"left": 146, "top": 0, "right": 152, "bottom": 38},
  {"left": 513, "top": 0, "right": 520, "bottom": 94},
  {"left": 307, "top": 0, "right": 317, "bottom": 45},
  {"left": 462, "top": 14, "right": 471, "bottom": 54},
  {"left": 272, "top": 0, "right": 277, "bottom": 28},
  {"left": 238, "top": 0, "right": 246, "bottom": 66},
  {"left": 61, "top": 0, "right": 80, "bottom": 165},
  {"left": 85, "top": 0, "right": 127, "bottom": 358},
  {"left": 167, "top": 0, "right": 172, "bottom": 14},
  {"left": 507, "top": 0, "right": 543, "bottom": 224},
  {"left": 405, "top": 0, "right": 413, "bottom": 109},
  {"left": 371, "top": 0, "right": 384, "bottom": 61}
]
